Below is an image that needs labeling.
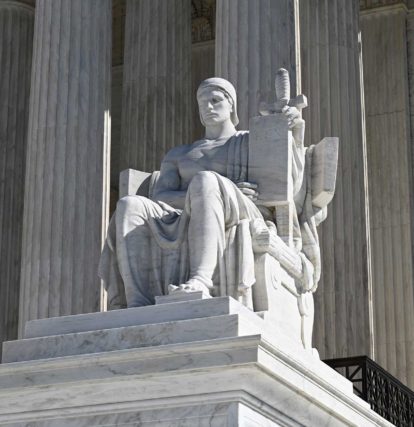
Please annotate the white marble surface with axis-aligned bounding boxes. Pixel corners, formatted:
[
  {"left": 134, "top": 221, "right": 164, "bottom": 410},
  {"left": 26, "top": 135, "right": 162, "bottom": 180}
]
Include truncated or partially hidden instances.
[
  {"left": 0, "top": 298, "right": 392, "bottom": 426},
  {"left": 155, "top": 290, "right": 210, "bottom": 304},
  {"left": 24, "top": 297, "right": 243, "bottom": 338},
  {"left": 17, "top": 291, "right": 308, "bottom": 364},
  {"left": 119, "top": 169, "right": 151, "bottom": 199},
  {"left": 248, "top": 114, "right": 293, "bottom": 206},
  {"left": 1, "top": 402, "right": 275, "bottom": 427},
  {"left": 4, "top": 310, "right": 261, "bottom": 363}
]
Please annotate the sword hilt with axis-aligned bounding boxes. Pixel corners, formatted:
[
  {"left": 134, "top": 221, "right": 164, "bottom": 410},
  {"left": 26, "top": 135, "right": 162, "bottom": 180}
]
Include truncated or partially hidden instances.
[
  {"left": 259, "top": 68, "right": 308, "bottom": 116},
  {"left": 275, "top": 68, "right": 290, "bottom": 106}
]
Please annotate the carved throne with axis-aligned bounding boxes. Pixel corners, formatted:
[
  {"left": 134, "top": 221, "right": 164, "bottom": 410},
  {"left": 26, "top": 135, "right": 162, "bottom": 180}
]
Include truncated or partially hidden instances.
[{"left": 118, "top": 130, "right": 338, "bottom": 353}]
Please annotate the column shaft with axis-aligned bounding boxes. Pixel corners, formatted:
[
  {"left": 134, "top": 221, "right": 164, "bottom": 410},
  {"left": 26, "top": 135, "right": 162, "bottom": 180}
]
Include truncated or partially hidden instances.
[
  {"left": 0, "top": 0, "right": 34, "bottom": 348},
  {"left": 215, "top": 0, "right": 300, "bottom": 128},
  {"left": 120, "top": 0, "right": 192, "bottom": 173},
  {"left": 192, "top": 41, "right": 215, "bottom": 141},
  {"left": 363, "top": 4, "right": 414, "bottom": 388},
  {"left": 19, "top": 0, "right": 111, "bottom": 333},
  {"left": 300, "top": 0, "right": 373, "bottom": 358}
]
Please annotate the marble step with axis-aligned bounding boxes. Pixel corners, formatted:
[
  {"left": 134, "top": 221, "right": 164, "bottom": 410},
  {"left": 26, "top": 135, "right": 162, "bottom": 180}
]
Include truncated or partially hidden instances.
[
  {"left": 24, "top": 296, "right": 251, "bottom": 339},
  {"left": 2, "top": 311, "right": 262, "bottom": 363}
]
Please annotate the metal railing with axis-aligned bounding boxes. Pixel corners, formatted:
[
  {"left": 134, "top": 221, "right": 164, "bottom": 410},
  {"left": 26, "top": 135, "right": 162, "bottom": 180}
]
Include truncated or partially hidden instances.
[{"left": 324, "top": 356, "right": 414, "bottom": 426}]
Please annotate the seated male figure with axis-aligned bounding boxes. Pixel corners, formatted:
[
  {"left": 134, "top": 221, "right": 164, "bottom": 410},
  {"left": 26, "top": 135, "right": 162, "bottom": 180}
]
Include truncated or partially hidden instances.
[{"left": 99, "top": 78, "right": 304, "bottom": 309}]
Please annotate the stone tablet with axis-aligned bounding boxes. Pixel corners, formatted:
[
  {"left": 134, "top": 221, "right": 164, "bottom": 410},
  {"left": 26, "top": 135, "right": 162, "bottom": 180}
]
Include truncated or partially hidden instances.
[
  {"left": 248, "top": 114, "right": 293, "bottom": 207},
  {"left": 311, "top": 137, "right": 339, "bottom": 208}
]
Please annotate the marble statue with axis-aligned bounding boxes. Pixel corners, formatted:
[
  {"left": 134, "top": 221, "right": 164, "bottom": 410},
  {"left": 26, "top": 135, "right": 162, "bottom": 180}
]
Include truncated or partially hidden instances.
[{"left": 99, "top": 70, "right": 338, "bottom": 351}]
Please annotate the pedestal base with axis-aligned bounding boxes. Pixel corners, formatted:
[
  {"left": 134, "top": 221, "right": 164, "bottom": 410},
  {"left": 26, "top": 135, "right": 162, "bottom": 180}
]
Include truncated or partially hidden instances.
[{"left": 0, "top": 298, "right": 391, "bottom": 426}]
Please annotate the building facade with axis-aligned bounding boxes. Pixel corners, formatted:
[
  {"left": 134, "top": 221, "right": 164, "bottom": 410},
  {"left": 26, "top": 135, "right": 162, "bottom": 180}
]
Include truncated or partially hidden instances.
[{"left": 1, "top": 0, "right": 414, "bottom": 390}]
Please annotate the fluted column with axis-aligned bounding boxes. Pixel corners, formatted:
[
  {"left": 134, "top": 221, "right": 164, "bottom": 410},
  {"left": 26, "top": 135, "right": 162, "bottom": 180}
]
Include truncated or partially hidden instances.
[
  {"left": 191, "top": 41, "right": 215, "bottom": 140},
  {"left": 0, "top": 0, "right": 34, "bottom": 349},
  {"left": 120, "top": 0, "right": 192, "bottom": 173},
  {"left": 361, "top": 2, "right": 414, "bottom": 388},
  {"left": 300, "top": 0, "right": 373, "bottom": 358},
  {"left": 215, "top": 0, "right": 300, "bottom": 128},
  {"left": 19, "top": 0, "right": 111, "bottom": 334}
]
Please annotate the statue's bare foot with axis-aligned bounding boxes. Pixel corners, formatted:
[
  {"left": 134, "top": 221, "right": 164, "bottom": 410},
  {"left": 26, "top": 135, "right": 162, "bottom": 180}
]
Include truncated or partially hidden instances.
[{"left": 168, "top": 276, "right": 212, "bottom": 297}]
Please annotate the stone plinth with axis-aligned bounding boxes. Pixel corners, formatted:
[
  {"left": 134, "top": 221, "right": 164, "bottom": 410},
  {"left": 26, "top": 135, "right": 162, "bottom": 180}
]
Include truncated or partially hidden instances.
[{"left": 0, "top": 298, "right": 392, "bottom": 426}]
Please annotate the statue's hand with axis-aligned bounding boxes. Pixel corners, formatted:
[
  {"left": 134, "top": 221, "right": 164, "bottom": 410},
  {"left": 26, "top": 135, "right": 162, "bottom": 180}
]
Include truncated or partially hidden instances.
[
  {"left": 282, "top": 105, "right": 304, "bottom": 130},
  {"left": 236, "top": 182, "right": 258, "bottom": 201}
]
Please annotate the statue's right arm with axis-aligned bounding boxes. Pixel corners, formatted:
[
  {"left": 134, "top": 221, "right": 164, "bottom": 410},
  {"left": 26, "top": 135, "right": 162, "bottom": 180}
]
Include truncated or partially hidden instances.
[{"left": 152, "top": 148, "right": 187, "bottom": 210}]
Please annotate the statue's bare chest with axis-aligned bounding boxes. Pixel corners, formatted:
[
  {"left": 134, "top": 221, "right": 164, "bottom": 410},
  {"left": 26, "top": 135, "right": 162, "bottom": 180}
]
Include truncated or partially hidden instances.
[{"left": 177, "top": 141, "right": 229, "bottom": 186}]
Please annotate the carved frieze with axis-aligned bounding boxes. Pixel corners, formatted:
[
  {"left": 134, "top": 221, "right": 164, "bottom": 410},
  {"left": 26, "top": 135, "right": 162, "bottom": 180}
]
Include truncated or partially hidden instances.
[{"left": 360, "top": 0, "right": 406, "bottom": 10}]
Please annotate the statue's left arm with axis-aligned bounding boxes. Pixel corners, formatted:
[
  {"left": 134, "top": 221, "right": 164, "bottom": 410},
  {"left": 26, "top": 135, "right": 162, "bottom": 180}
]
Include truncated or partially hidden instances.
[{"left": 152, "top": 146, "right": 187, "bottom": 210}]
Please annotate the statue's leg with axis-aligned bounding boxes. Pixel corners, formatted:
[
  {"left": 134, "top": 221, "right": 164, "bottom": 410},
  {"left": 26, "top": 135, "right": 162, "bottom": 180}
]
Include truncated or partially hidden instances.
[
  {"left": 178, "top": 171, "right": 228, "bottom": 293},
  {"left": 115, "top": 195, "right": 165, "bottom": 307}
]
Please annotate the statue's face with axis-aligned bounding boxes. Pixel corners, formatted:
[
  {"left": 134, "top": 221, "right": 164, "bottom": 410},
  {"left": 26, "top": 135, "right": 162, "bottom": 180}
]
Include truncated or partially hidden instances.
[{"left": 197, "top": 88, "right": 233, "bottom": 126}]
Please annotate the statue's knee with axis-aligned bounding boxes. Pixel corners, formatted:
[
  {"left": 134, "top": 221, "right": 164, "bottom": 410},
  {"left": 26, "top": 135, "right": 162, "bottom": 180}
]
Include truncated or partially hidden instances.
[{"left": 189, "top": 171, "right": 218, "bottom": 192}]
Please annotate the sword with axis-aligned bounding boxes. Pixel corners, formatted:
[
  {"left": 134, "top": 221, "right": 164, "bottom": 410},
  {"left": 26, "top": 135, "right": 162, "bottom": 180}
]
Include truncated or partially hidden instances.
[{"left": 259, "top": 68, "right": 307, "bottom": 116}]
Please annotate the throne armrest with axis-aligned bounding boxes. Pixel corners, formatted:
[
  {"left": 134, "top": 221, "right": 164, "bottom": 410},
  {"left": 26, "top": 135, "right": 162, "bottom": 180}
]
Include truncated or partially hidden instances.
[
  {"left": 311, "top": 137, "right": 339, "bottom": 208},
  {"left": 250, "top": 219, "right": 302, "bottom": 280},
  {"left": 119, "top": 169, "right": 159, "bottom": 199}
]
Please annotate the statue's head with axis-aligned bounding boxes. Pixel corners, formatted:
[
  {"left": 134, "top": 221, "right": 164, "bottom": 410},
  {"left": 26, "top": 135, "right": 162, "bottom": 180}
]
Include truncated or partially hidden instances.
[{"left": 197, "top": 78, "right": 239, "bottom": 127}]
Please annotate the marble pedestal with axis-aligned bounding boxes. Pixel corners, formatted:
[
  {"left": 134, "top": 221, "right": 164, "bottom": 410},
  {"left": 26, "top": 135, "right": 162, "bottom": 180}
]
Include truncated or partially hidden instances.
[{"left": 0, "top": 297, "right": 391, "bottom": 426}]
